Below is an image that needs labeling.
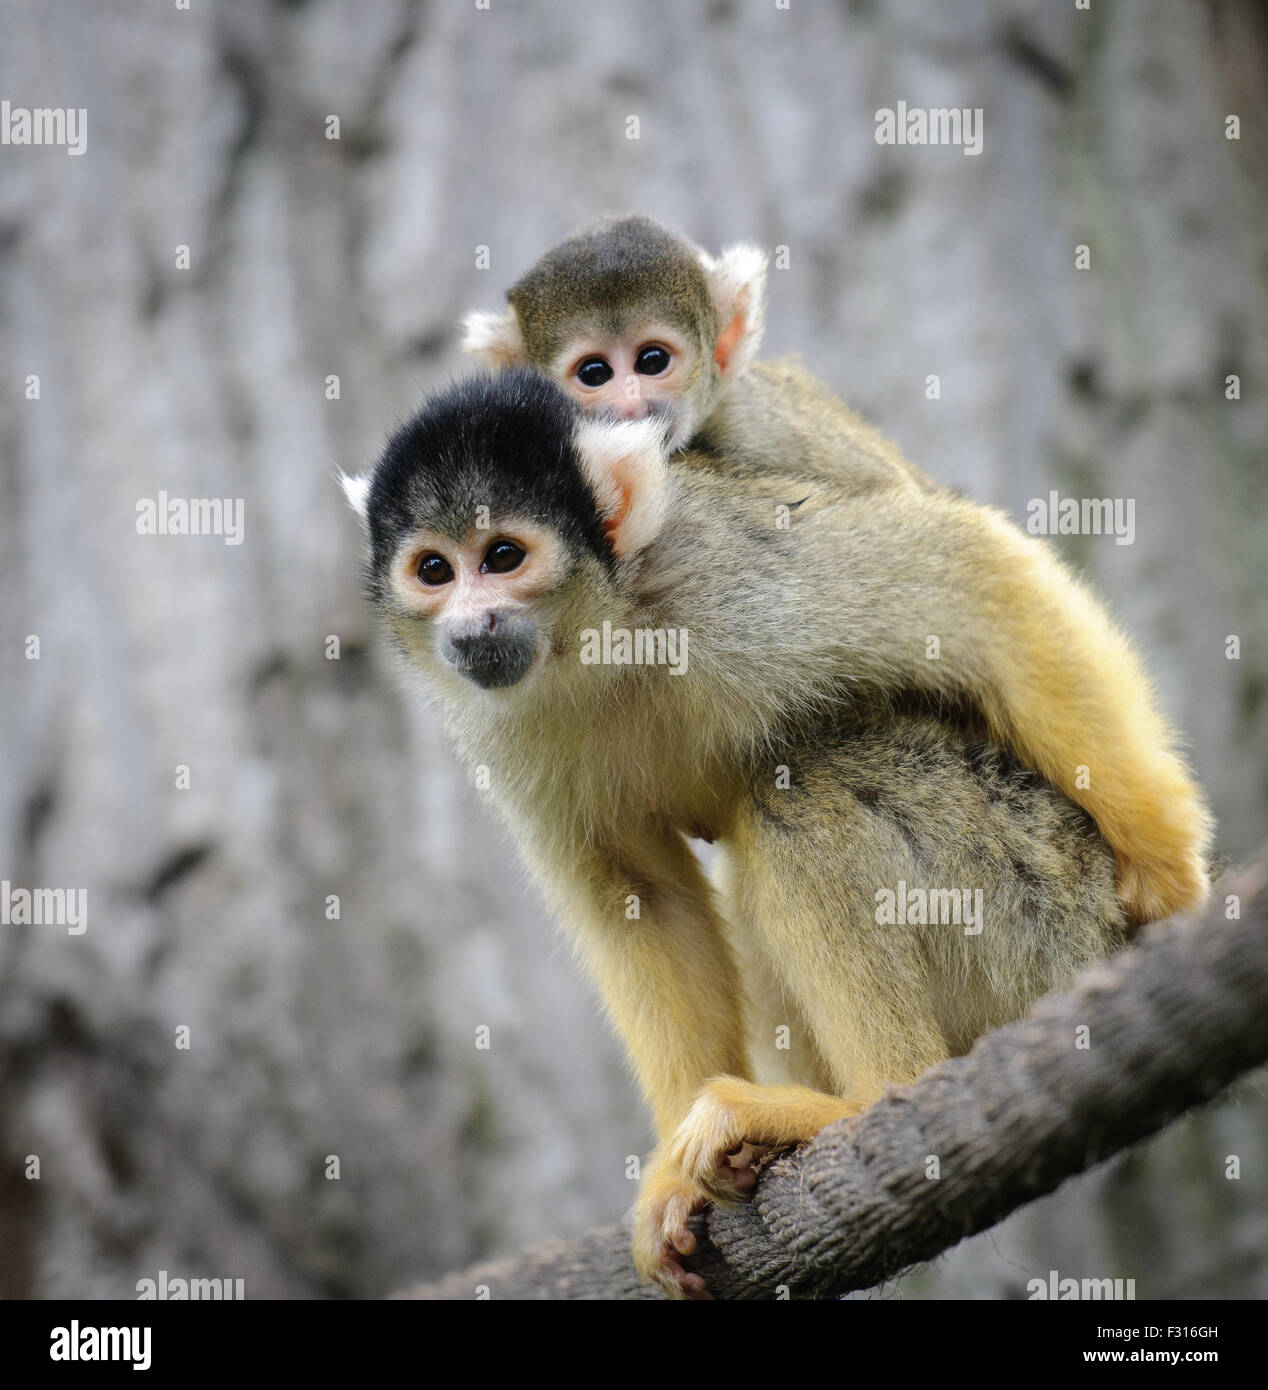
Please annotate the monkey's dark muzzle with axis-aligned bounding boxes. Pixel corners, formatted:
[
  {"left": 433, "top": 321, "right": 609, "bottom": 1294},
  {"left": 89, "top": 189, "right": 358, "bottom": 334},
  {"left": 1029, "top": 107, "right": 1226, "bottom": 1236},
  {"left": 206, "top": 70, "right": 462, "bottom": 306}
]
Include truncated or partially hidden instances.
[{"left": 441, "top": 619, "right": 538, "bottom": 690}]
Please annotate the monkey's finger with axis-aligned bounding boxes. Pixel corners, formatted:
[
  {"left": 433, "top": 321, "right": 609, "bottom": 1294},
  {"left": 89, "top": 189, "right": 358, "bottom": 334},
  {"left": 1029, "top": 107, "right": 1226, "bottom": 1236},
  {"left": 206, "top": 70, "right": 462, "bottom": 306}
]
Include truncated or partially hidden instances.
[
  {"left": 663, "top": 1251, "right": 710, "bottom": 1300},
  {"left": 654, "top": 1247, "right": 711, "bottom": 1301},
  {"left": 728, "top": 1164, "right": 759, "bottom": 1193}
]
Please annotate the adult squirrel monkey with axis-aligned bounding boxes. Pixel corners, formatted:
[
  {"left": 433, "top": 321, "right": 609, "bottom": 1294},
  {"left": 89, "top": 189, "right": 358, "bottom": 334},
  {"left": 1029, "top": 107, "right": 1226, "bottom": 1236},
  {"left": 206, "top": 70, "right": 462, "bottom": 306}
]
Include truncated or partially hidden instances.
[
  {"left": 461, "top": 214, "right": 1213, "bottom": 928},
  {"left": 345, "top": 371, "right": 1181, "bottom": 1296}
]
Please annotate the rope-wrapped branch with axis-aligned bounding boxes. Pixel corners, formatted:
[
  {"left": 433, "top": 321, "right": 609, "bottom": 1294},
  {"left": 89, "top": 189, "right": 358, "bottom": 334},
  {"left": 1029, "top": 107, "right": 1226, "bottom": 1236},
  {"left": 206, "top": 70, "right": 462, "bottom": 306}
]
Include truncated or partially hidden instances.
[{"left": 399, "top": 852, "right": 1268, "bottom": 1300}]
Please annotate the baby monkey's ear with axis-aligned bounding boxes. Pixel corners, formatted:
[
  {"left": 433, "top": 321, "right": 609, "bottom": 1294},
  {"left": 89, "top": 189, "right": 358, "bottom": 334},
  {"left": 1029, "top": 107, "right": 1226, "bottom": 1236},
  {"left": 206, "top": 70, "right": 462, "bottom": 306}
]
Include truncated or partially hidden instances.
[
  {"left": 461, "top": 308, "right": 526, "bottom": 369},
  {"left": 573, "top": 416, "right": 669, "bottom": 559},
  {"left": 338, "top": 470, "right": 371, "bottom": 524},
  {"left": 699, "top": 242, "right": 768, "bottom": 380}
]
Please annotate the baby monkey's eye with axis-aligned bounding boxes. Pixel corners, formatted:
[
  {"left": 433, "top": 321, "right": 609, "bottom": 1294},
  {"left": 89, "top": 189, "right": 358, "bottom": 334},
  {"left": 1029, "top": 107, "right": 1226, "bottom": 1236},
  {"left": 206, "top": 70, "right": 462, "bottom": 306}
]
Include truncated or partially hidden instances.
[
  {"left": 635, "top": 345, "right": 671, "bottom": 375},
  {"left": 417, "top": 553, "right": 454, "bottom": 586},
  {"left": 482, "top": 540, "right": 526, "bottom": 574},
  {"left": 577, "top": 357, "right": 614, "bottom": 388}
]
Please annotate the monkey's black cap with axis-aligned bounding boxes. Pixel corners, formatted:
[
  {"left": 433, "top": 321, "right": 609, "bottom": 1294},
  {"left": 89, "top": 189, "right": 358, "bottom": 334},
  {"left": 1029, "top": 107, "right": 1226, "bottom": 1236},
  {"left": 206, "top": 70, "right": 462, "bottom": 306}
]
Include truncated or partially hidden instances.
[{"left": 364, "top": 369, "right": 613, "bottom": 596}]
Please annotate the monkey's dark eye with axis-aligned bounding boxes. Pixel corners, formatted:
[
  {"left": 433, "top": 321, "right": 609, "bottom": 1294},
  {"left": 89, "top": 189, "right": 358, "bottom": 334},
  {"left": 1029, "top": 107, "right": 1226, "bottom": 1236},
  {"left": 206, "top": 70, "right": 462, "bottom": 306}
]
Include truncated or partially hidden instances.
[
  {"left": 577, "top": 357, "right": 614, "bottom": 388},
  {"left": 635, "top": 345, "right": 671, "bottom": 376},
  {"left": 482, "top": 540, "right": 525, "bottom": 575},
  {"left": 417, "top": 553, "right": 454, "bottom": 586}
]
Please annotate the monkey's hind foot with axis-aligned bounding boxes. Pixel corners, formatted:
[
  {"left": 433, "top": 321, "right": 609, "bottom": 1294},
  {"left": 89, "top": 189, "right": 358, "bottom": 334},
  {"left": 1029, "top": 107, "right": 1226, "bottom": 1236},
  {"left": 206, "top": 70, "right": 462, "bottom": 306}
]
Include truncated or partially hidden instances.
[{"left": 632, "top": 1077, "right": 863, "bottom": 1299}]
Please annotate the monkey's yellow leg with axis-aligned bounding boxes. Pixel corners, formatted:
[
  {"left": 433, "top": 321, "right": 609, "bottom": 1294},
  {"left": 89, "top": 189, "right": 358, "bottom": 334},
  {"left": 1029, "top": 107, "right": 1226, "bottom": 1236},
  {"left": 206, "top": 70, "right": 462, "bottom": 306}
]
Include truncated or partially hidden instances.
[
  {"left": 632, "top": 1077, "right": 865, "bottom": 1299},
  {"left": 956, "top": 501, "right": 1214, "bottom": 926}
]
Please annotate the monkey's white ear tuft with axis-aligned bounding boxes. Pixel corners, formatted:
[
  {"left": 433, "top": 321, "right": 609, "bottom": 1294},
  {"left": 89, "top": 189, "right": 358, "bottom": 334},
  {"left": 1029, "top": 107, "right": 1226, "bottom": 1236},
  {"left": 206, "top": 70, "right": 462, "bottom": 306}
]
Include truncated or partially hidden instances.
[
  {"left": 699, "top": 241, "right": 768, "bottom": 379},
  {"left": 573, "top": 416, "right": 669, "bottom": 559},
  {"left": 338, "top": 470, "right": 372, "bottom": 523},
  {"left": 460, "top": 309, "right": 525, "bottom": 370}
]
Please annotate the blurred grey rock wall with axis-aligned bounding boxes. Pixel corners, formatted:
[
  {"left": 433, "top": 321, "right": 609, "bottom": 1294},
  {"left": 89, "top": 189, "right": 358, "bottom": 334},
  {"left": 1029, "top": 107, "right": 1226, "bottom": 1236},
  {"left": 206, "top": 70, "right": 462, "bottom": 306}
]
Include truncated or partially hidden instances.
[{"left": 0, "top": 0, "right": 1264, "bottom": 1297}]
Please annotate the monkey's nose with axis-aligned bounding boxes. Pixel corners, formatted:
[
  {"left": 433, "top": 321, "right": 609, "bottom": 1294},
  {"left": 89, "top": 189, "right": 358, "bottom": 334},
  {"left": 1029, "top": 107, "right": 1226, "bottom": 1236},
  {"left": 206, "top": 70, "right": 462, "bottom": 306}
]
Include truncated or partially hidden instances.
[
  {"left": 449, "top": 611, "right": 504, "bottom": 644},
  {"left": 448, "top": 614, "right": 503, "bottom": 654}
]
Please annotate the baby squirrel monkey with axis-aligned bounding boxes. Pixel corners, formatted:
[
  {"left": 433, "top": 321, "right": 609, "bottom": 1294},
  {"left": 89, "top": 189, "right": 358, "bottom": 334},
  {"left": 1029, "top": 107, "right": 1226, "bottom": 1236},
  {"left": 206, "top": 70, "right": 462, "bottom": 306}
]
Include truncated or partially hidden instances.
[
  {"left": 346, "top": 373, "right": 1139, "bottom": 1296},
  {"left": 462, "top": 213, "right": 1213, "bottom": 928}
]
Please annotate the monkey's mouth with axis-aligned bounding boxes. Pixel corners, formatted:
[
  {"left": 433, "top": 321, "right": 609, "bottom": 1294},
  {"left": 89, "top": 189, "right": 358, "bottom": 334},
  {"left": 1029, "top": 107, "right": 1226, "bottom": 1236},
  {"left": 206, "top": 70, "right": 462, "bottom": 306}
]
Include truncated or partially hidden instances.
[{"left": 445, "top": 638, "right": 538, "bottom": 690}]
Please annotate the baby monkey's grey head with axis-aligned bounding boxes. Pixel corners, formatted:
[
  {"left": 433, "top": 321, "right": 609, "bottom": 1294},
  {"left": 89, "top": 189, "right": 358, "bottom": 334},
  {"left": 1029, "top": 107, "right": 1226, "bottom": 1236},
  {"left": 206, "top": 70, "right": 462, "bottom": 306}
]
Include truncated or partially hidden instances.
[
  {"left": 461, "top": 214, "right": 768, "bottom": 453},
  {"left": 342, "top": 370, "right": 668, "bottom": 695}
]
